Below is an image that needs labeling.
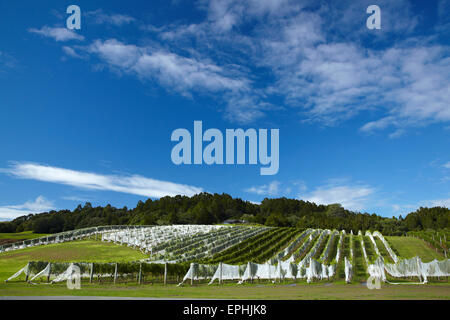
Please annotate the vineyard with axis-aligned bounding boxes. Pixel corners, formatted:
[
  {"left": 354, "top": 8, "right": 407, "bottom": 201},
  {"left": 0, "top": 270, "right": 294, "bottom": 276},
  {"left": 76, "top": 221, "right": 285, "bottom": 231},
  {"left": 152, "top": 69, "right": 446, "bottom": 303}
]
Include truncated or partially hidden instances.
[
  {"left": 1, "top": 225, "right": 449, "bottom": 287},
  {"left": 407, "top": 230, "right": 449, "bottom": 258}
]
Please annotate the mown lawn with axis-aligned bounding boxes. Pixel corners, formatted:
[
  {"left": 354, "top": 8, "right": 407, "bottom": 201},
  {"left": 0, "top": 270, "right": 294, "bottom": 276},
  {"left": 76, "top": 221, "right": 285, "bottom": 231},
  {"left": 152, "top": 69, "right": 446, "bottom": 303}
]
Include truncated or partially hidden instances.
[
  {"left": 0, "top": 281, "right": 449, "bottom": 300},
  {"left": 0, "top": 240, "right": 147, "bottom": 281},
  {"left": 386, "top": 236, "right": 444, "bottom": 262}
]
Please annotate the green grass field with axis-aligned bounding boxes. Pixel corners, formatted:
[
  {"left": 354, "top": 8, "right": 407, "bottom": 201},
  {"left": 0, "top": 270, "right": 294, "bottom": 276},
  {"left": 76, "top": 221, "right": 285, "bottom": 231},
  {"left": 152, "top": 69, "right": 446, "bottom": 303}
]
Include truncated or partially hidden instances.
[
  {"left": 0, "top": 233, "right": 448, "bottom": 299},
  {"left": 0, "top": 231, "right": 49, "bottom": 240},
  {"left": 0, "top": 281, "right": 448, "bottom": 300},
  {"left": 386, "top": 236, "right": 444, "bottom": 262},
  {"left": 0, "top": 240, "right": 147, "bottom": 282}
]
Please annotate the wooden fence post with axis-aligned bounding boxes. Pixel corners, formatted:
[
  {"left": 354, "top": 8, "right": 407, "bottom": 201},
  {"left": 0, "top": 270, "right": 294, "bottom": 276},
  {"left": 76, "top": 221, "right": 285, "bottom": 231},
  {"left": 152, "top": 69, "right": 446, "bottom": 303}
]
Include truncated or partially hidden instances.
[
  {"left": 164, "top": 262, "right": 168, "bottom": 285},
  {"left": 138, "top": 263, "right": 142, "bottom": 285},
  {"left": 114, "top": 263, "right": 118, "bottom": 285},
  {"left": 90, "top": 263, "right": 94, "bottom": 283},
  {"left": 47, "top": 263, "right": 52, "bottom": 283}
]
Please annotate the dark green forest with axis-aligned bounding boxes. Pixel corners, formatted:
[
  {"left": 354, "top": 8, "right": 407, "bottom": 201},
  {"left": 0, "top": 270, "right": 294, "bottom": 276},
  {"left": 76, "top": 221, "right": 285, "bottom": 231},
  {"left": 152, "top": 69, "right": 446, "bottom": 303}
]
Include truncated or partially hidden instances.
[{"left": 0, "top": 193, "right": 448, "bottom": 235}]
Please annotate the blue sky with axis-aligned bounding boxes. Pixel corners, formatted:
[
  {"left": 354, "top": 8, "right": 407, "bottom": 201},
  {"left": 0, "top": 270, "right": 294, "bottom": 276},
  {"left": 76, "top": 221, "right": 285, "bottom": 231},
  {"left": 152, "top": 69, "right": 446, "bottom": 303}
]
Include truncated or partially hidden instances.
[{"left": 0, "top": 0, "right": 449, "bottom": 220}]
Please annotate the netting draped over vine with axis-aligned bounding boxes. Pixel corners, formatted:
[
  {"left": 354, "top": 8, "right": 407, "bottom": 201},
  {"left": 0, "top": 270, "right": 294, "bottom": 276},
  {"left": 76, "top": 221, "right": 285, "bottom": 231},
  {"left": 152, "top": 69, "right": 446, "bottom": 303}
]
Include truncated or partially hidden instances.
[
  {"left": 5, "top": 227, "right": 450, "bottom": 286},
  {"left": 372, "top": 231, "right": 398, "bottom": 263},
  {"left": 5, "top": 261, "right": 190, "bottom": 284},
  {"left": 0, "top": 225, "right": 151, "bottom": 253}
]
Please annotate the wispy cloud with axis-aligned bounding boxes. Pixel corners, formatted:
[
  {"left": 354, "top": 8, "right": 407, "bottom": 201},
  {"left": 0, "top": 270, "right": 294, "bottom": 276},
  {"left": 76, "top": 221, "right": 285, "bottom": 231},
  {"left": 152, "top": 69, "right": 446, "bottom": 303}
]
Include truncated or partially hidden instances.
[
  {"left": 1, "top": 162, "right": 203, "bottom": 198},
  {"left": 245, "top": 180, "right": 280, "bottom": 196},
  {"left": 61, "top": 195, "right": 91, "bottom": 202},
  {"left": 425, "top": 198, "right": 450, "bottom": 208},
  {"left": 87, "top": 39, "right": 248, "bottom": 92},
  {"left": 0, "top": 51, "right": 17, "bottom": 69},
  {"left": 29, "top": 26, "right": 84, "bottom": 41},
  {"left": 302, "top": 180, "right": 375, "bottom": 212},
  {"left": 62, "top": 46, "right": 85, "bottom": 59},
  {"left": 84, "top": 39, "right": 267, "bottom": 123},
  {"left": 0, "top": 196, "right": 55, "bottom": 220},
  {"left": 45, "top": 0, "right": 450, "bottom": 131},
  {"left": 86, "top": 9, "right": 136, "bottom": 26},
  {"left": 443, "top": 162, "right": 450, "bottom": 169}
]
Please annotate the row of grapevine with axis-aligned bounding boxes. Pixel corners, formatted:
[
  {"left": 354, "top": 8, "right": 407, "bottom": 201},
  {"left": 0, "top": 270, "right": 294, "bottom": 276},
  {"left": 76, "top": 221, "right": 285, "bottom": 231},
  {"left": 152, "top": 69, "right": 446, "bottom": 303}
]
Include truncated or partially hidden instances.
[
  {"left": 221, "top": 228, "right": 299, "bottom": 264},
  {"left": 0, "top": 225, "right": 145, "bottom": 253},
  {"left": 318, "top": 230, "right": 339, "bottom": 263},
  {"left": 273, "top": 229, "right": 311, "bottom": 261},
  {"left": 175, "top": 227, "right": 269, "bottom": 262},
  {"left": 159, "top": 226, "right": 253, "bottom": 259},
  {"left": 204, "top": 228, "right": 278, "bottom": 264},
  {"left": 408, "top": 230, "right": 449, "bottom": 258},
  {"left": 102, "top": 225, "right": 226, "bottom": 254},
  {"left": 292, "top": 229, "right": 320, "bottom": 263}
]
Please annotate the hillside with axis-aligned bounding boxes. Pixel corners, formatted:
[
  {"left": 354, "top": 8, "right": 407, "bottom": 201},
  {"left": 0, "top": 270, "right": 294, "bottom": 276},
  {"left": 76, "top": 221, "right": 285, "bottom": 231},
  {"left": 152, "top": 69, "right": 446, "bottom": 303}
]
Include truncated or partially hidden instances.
[
  {"left": 0, "top": 240, "right": 147, "bottom": 282},
  {"left": 0, "top": 193, "right": 448, "bottom": 236}
]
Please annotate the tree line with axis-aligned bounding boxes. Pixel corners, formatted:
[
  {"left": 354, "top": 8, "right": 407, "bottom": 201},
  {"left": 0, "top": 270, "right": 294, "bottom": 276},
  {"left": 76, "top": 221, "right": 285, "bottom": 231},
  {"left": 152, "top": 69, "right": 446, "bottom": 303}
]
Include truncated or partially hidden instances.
[{"left": 0, "top": 193, "right": 448, "bottom": 235}]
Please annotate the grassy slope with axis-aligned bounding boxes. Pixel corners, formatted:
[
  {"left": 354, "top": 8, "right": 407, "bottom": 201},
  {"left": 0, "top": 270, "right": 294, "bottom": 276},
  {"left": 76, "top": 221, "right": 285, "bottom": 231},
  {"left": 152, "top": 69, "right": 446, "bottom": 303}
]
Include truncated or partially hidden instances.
[
  {"left": 336, "top": 235, "right": 349, "bottom": 279},
  {"left": 0, "top": 281, "right": 448, "bottom": 299},
  {"left": 374, "top": 238, "right": 394, "bottom": 264},
  {"left": 0, "top": 231, "right": 49, "bottom": 240},
  {"left": 386, "top": 236, "right": 444, "bottom": 262},
  {"left": 0, "top": 240, "right": 147, "bottom": 281},
  {"left": 363, "top": 236, "right": 377, "bottom": 262},
  {"left": 353, "top": 236, "right": 368, "bottom": 281}
]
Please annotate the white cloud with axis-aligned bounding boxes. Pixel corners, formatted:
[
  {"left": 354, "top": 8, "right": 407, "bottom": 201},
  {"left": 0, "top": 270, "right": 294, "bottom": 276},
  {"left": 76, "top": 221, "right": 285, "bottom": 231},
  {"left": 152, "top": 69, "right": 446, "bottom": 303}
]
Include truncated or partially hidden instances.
[
  {"left": 87, "top": 39, "right": 248, "bottom": 94},
  {"left": 261, "top": 18, "right": 450, "bottom": 130},
  {"left": 46, "top": 1, "right": 450, "bottom": 131},
  {"left": 0, "top": 196, "right": 55, "bottom": 220},
  {"left": 86, "top": 9, "right": 136, "bottom": 26},
  {"left": 85, "top": 39, "right": 266, "bottom": 123},
  {"left": 61, "top": 196, "right": 91, "bottom": 202},
  {"left": 426, "top": 198, "right": 450, "bottom": 208},
  {"left": 391, "top": 203, "right": 417, "bottom": 213},
  {"left": 144, "top": 1, "right": 450, "bottom": 130},
  {"left": 29, "top": 26, "right": 84, "bottom": 42},
  {"left": 443, "top": 162, "right": 450, "bottom": 169},
  {"left": 62, "top": 46, "right": 84, "bottom": 59},
  {"left": 2, "top": 162, "right": 203, "bottom": 199},
  {"left": 0, "top": 51, "right": 17, "bottom": 69},
  {"left": 303, "top": 181, "right": 375, "bottom": 211},
  {"left": 200, "top": 0, "right": 307, "bottom": 32},
  {"left": 245, "top": 181, "right": 280, "bottom": 196}
]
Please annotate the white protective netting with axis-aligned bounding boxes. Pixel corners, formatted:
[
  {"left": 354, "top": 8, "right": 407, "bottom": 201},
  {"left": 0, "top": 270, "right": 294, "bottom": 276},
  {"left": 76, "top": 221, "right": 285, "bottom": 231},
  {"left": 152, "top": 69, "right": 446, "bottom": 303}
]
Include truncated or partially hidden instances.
[
  {"left": 365, "top": 231, "right": 381, "bottom": 256},
  {"left": 384, "top": 256, "right": 450, "bottom": 283},
  {"left": 208, "top": 263, "right": 242, "bottom": 284},
  {"left": 241, "top": 262, "right": 277, "bottom": 282},
  {"left": 335, "top": 230, "right": 345, "bottom": 264},
  {"left": 358, "top": 230, "right": 370, "bottom": 267},
  {"left": 373, "top": 231, "right": 398, "bottom": 263},
  {"left": 6, "top": 264, "right": 30, "bottom": 282},
  {"left": 51, "top": 263, "right": 78, "bottom": 283},
  {"left": 29, "top": 263, "right": 51, "bottom": 282},
  {"left": 344, "top": 257, "right": 353, "bottom": 283},
  {"left": 0, "top": 226, "right": 139, "bottom": 253},
  {"left": 179, "top": 263, "right": 218, "bottom": 285},
  {"left": 101, "top": 224, "right": 268, "bottom": 262},
  {"left": 344, "top": 230, "right": 354, "bottom": 283}
]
